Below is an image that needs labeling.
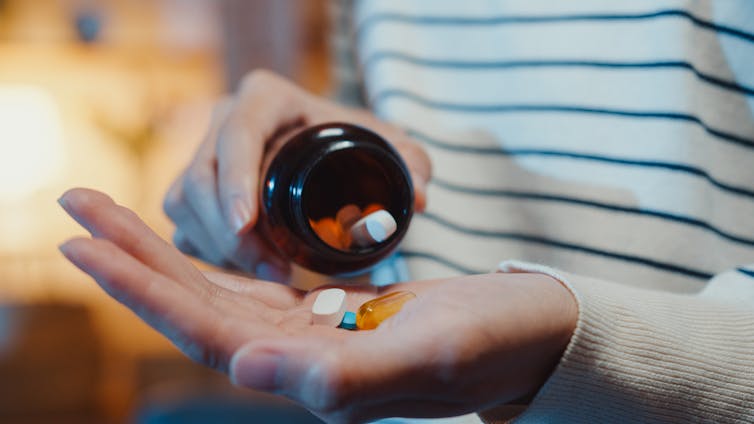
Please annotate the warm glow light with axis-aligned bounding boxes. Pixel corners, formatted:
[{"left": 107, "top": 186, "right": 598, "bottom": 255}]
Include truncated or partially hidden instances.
[{"left": 0, "top": 86, "right": 66, "bottom": 202}]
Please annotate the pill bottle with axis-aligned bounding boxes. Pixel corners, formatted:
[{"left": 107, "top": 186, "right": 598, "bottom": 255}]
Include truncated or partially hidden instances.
[{"left": 259, "top": 122, "right": 414, "bottom": 276}]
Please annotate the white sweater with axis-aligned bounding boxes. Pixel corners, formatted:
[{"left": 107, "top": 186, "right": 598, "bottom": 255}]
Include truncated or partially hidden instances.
[{"left": 329, "top": 0, "right": 754, "bottom": 422}]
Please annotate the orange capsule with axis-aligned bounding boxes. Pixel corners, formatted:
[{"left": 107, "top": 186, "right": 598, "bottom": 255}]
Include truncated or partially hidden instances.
[
  {"left": 311, "top": 217, "right": 344, "bottom": 250},
  {"left": 356, "top": 291, "right": 416, "bottom": 330},
  {"left": 362, "top": 203, "right": 384, "bottom": 216}
]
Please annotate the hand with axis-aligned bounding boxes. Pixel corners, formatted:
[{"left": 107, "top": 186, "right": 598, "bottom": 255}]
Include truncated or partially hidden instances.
[
  {"left": 59, "top": 188, "right": 576, "bottom": 424},
  {"left": 163, "top": 70, "right": 432, "bottom": 281}
]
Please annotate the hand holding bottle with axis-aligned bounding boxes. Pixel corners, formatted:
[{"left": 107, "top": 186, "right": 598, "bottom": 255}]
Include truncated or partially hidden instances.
[{"left": 163, "top": 70, "right": 431, "bottom": 281}]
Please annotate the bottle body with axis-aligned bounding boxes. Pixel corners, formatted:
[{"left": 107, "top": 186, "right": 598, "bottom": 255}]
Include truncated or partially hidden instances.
[{"left": 259, "top": 122, "right": 414, "bottom": 276}]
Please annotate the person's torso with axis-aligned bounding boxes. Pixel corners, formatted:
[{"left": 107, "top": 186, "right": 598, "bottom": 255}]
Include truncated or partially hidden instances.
[{"left": 350, "top": 0, "right": 754, "bottom": 293}]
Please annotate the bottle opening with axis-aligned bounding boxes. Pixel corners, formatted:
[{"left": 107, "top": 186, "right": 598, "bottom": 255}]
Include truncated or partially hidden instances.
[{"left": 301, "top": 146, "right": 410, "bottom": 253}]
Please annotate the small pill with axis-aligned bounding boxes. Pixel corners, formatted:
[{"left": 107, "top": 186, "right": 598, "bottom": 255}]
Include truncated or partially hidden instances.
[
  {"left": 356, "top": 290, "right": 416, "bottom": 330},
  {"left": 312, "top": 288, "right": 347, "bottom": 327},
  {"left": 350, "top": 209, "right": 397, "bottom": 247},
  {"left": 338, "top": 311, "right": 357, "bottom": 330},
  {"left": 336, "top": 204, "right": 362, "bottom": 229}
]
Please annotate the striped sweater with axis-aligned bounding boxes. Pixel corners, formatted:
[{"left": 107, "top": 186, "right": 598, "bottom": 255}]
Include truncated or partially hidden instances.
[{"left": 329, "top": 0, "right": 754, "bottom": 422}]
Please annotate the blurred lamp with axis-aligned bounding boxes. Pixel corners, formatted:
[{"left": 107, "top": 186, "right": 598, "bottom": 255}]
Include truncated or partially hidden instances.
[{"left": 0, "top": 85, "right": 65, "bottom": 202}]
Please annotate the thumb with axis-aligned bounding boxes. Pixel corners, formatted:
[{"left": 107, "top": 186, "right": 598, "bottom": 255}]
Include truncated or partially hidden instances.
[{"left": 229, "top": 333, "right": 422, "bottom": 414}]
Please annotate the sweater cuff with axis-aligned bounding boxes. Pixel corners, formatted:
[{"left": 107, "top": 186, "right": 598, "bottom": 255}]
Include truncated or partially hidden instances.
[{"left": 494, "top": 260, "right": 754, "bottom": 423}]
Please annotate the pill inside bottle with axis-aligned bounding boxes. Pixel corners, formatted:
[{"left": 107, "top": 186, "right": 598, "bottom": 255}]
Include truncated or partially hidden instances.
[
  {"left": 356, "top": 291, "right": 416, "bottom": 330},
  {"left": 310, "top": 205, "right": 398, "bottom": 251}
]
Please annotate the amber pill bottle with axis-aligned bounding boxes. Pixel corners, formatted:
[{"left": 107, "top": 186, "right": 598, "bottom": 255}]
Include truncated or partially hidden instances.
[{"left": 259, "top": 122, "right": 414, "bottom": 276}]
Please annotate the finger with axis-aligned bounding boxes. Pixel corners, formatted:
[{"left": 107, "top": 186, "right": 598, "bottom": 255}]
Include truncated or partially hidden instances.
[
  {"left": 172, "top": 168, "right": 290, "bottom": 278},
  {"left": 178, "top": 101, "right": 246, "bottom": 260},
  {"left": 216, "top": 71, "right": 308, "bottom": 234},
  {"left": 231, "top": 232, "right": 291, "bottom": 280},
  {"left": 174, "top": 98, "right": 289, "bottom": 278},
  {"left": 173, "top": 229, "right": 227, "bottom": 267},
  {"left": 59, "top": 188, "right": 210, "bottom": 291},
  {"left": 229, "top": 329, "right": 434, "bottom": 415},
  {"left": 166, "top": 181, "right": 228, "bottom": 265},
  {"left": 61, "top": 237, "right": 283, "bottom": 370},
  {"left": 175, "top": 165, "right": 290, "bottom": 277},
  {"left": 202, "top": 271, "right": 302, "bottom": 309},
  {"left": 59, "top": 237, "right": 229, "bottom": 364}
]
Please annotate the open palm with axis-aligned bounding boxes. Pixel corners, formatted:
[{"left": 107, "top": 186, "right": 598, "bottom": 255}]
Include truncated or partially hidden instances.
[{"left": 59, "top": 188, "right": 575, "bottom": 423}]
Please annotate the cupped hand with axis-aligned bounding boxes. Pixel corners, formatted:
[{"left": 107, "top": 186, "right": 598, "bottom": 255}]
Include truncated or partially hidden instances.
[
  {"left": 59, "top": 188, "right": 576, "bottom": 424},
  {"left": 163, "top": 70, "right": 432, "bottom": 281}
]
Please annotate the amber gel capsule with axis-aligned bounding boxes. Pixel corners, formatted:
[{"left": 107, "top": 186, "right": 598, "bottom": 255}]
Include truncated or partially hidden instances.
[{"left": 356, "top": 291, "right": 416, "bottom": 330}]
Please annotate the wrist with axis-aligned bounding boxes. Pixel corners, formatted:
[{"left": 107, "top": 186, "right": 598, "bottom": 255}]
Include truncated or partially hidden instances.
[
  {"left": 522, "top": 274, "right": 578, "bottom": 397},
  {"left": 481, "top": 270, "right": 578, "bottom": 419}
]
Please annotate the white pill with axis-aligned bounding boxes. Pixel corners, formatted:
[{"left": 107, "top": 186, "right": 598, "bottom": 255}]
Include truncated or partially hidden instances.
[
  {"left": 350, "top": 209, "right": 397, "bottom": 247},
  {"left": 336, "top": 204, "right": 362, "bottom": 229},
  {"left": 311, "top": 288, "right": 347, "bottom": 327}
]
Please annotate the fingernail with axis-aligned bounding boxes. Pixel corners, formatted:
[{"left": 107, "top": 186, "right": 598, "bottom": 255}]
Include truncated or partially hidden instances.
[
  {"left": 58, "top": 239, "right": 80, "bottom": 262},
  {"left": 57, "top": 195, "right": 68, "bottom": 209},
  {"left": 231, "top": 349, "right": 283, "bottom": 391},
  {"left": 58, "top": 241, "right": 71, "bottom": 256},
  {"left": 230, "top": 196, "right": 252, "bottom": 234}
]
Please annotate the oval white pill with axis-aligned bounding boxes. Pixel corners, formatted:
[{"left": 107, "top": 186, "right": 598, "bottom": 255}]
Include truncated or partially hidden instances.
[
  {"left": 350, "top": 209, "right": 397, "bottom": 247},
  {"left": 311, "top": 288, "right": 347, "bottom": 327}
]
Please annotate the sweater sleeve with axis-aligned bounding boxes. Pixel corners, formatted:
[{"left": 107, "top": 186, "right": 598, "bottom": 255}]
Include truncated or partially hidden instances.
[{"left": 494, "top": 261, "right": 754, "bottom": 424}]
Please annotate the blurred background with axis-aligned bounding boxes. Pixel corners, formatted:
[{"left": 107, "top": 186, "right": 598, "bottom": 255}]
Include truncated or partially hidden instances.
[{"left": 0, "top": 0, "right": 332, "bottom": 422}]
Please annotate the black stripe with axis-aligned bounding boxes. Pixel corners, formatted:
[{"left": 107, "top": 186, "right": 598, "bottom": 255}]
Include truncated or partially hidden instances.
[
  {"left": 400, "top": 250, "right": 483, "bottom": 274},
  {"left": 408, "top": 128, "right": 754, "bottom": 201},
  {"left": 357, "top": 9, "right": 754, "bottom": 44},
  {"left": 373, "top": 89, "right": 754, "bottom": 149},
  {"left": 738, "top": 268, "right": 754, "bottom": 279},
  {"left": 363, "top": 53, "right": 754, "bottom": 97},
  {"left": 418, "top": 212, "right": 713, "bottom": 280},
  {"left": 431, "top": 178, "right": 754, "bottom": 248}
]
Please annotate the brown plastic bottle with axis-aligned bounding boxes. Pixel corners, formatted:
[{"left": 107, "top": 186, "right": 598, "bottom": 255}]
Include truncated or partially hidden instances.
[{"left": 259, "top": 122, "right": 414, "bottom": 276}]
